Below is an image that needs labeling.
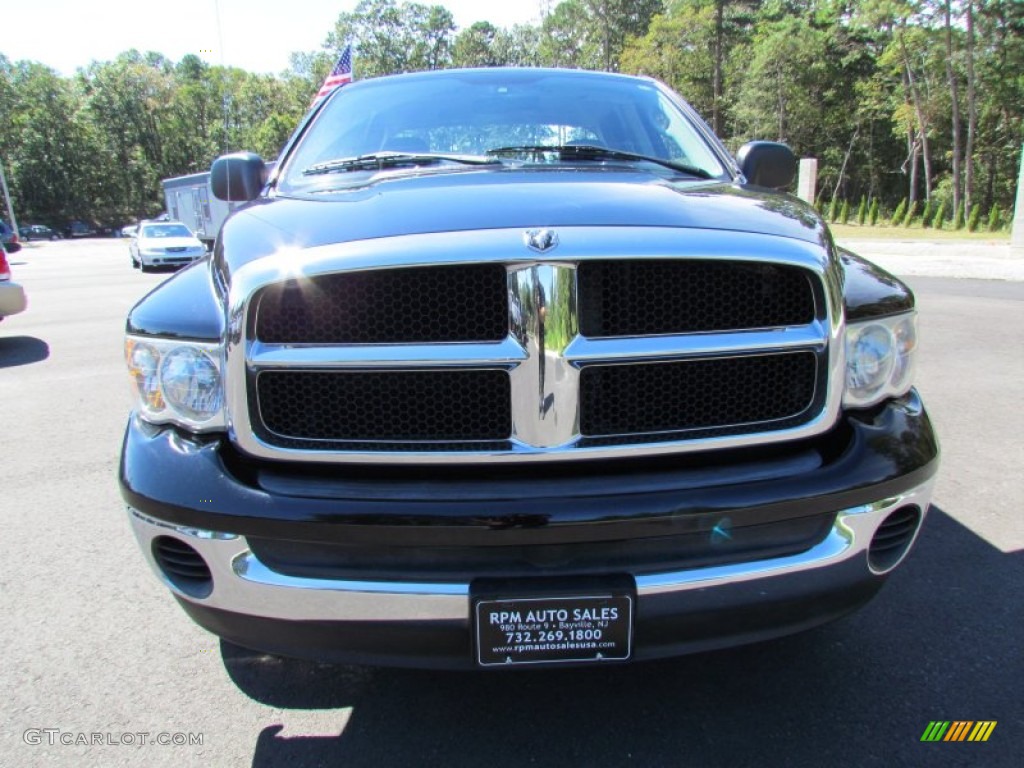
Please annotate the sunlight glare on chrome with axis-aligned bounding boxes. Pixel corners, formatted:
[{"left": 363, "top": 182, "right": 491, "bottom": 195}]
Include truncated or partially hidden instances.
[{"left": 262, "top": 245, "right": 327, "bottom": 299}]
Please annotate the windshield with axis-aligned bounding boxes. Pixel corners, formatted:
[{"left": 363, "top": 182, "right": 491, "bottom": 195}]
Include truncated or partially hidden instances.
[
  {"left": 280, "top": 70, "right": 726, "bottom": 192},
  {"left": 142, "top": 224, "right": 193, "bottom": 238}
]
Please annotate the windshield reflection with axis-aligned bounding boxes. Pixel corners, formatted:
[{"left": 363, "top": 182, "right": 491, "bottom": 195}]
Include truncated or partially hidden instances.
[{"left": 281, "top": 70, "right": 727, "bottom": 192}]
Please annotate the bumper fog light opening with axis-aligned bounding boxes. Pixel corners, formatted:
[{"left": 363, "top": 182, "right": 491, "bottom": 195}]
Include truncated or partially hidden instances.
[
  {"left": 867, "top": 505, "right": 923, "bottom": 574},
  {"left": 152, "top": 536, "right": 214, "bottom": 599}
]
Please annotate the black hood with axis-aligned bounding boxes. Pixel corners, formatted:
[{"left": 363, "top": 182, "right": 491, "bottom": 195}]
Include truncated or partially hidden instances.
[{"left": 215, "top": 169, "right": 828, "bottom": 279}]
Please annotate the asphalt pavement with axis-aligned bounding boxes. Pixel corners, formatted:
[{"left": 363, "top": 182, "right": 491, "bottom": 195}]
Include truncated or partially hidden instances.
[{"left": 0, "top": 238, "right": 1020, "bottom": 767}]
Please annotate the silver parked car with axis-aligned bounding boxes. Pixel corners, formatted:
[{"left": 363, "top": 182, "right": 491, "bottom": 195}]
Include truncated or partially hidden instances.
[{"left": 129, "top": 221, "right": 206, "bottom": 271}]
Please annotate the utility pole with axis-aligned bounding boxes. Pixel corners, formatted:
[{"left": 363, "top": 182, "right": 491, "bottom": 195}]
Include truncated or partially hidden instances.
[{"left": 0, "top": 158, "right": 19, "bottom": 237}]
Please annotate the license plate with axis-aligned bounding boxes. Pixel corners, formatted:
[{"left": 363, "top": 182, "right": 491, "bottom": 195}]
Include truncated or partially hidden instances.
[{"left": 475, "top": 594, "right": 633, "bottom": 667}]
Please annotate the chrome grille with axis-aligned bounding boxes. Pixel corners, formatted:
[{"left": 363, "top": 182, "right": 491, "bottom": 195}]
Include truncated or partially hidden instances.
[{"left": 228, "top": 227, "right": 842, "bottom": 464}]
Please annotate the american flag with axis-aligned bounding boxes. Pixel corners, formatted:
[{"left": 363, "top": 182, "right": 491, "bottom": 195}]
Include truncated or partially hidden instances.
[{"left": 313, "top": 45, "right": 353, "bottom": 105}]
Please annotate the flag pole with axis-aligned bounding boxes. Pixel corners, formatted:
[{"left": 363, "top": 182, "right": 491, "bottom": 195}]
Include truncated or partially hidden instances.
[{"left": 0, "top": 159, "right": 19, "bottom": 237}]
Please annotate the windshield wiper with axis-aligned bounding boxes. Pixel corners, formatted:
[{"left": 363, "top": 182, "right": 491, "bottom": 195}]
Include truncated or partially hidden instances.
[
  {"left": 304, "top": 151, "right": 499, "bottom": 175},
  {"left": 486, "top": 145, "right": 714, "bottom": 179}
]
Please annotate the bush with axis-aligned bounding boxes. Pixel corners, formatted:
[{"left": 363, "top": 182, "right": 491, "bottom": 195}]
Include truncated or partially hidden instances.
[
  {"left": 891, "top": 199, "right": 907, "bottom": 226},
  {"left": 966, "top": 203, "right": 981, "bottom": 232},
  {"left": 903, "top": 201, "right": 918, "bottom": 227},
  {"left": 988, "top": 206, "right": 1002, "bottom": 232},
  {"left": 954, "top": 201, "right": 966, "bottom": 230},
  {"left": 840, "top": 200, "right": 850, "bottom": 225},
  {"left": 931, "top": 201, "right": 946, "bottom": 229},
  {"left": 828, "top": 197, "right": 840, "bottom": 223},
  {"left": 869, "top": 198, "right": 880, "bottom": 226},
  {"left": 857, "top": 196, "right": 868, "bottom": 225}
]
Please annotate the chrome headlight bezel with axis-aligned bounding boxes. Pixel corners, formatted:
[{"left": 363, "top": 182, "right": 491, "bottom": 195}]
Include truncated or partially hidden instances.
[
  {"left": 843, "top": 312, "right": 917, "bottom": 409},
  {"left": 125, "top": 335, "right": 226, "bottom": 432}
]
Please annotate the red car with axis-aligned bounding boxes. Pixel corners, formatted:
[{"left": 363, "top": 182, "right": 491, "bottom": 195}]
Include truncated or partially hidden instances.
[{"left": 0, "top": 244, "right": 27, "bottom": 322}]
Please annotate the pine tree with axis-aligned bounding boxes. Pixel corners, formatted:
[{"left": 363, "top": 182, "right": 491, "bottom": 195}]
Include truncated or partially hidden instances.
[
  {"left": 828, "top": 197, "right": 839, "bottom": 223},
  {"left": 840, "top": 200, "right": 850, "bottom": 224},
  {"left": 903, "top": 201, "right": 918, "bottom": 227},
  {"left": 869, "top": 199, "right": 880, "bottom": 226},
  {"left": 857, "top": 196, "right": 867, "bottom": 225},
  {"left": 891, "top": 199, "right": 907, "bottom": 227},
  {"left": 987, "top": 206, "right": 1001, "bottom": 232},
  {"left": 921, "top": 201, "right": 933, "bottom": 228},
  {"left": 954, "top": 201, "right": 966, "bottom": 230},
  {"left": 931, "top": 201, "right": 946, "bottom": 229},
  {"left": 967, "top": 203, "right": 982, "bottom": 232}
]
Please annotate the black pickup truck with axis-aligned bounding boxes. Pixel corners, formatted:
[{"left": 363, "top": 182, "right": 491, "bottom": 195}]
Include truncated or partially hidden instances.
[{"left": 120, "top": 68, "right": 938, "bottom": 669}]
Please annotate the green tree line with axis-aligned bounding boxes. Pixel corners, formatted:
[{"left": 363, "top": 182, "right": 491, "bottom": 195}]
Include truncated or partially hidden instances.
[
  {"left": 1, "top": 0, "right": 1021, "bottom": 229},
  {"left": 0, "top": 50, "right": 310, "bottom": 227}
]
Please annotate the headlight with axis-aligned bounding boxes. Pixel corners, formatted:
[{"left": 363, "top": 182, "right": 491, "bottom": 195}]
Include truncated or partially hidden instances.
[
  {"left": 844, "top": 313, "right": 917, "bottom": 408},
  {"left": 126, "top": 339, "right": 163, "bottom": 412},
  {"left": 125, "top": 336, "right": 225, "bottom": 431}
]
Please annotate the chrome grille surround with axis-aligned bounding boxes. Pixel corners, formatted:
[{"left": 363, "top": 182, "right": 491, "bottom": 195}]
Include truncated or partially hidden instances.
[{"left": 224, "top": 226, "right": 845, "bottom": 464}]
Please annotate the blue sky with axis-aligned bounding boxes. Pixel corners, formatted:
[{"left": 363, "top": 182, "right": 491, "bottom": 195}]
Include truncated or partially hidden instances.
[{"left": 3, "top": 0, "right": 542, "bottom": 75}]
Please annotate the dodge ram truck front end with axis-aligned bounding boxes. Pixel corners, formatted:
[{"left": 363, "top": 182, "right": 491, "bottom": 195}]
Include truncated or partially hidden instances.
[{"left": 119, "top": 68, "right": 938, "bottom": 669}]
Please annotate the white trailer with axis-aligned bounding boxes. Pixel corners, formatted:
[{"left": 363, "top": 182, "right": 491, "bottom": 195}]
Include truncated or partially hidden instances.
[{"left": 162, "top": 172, "right": 239, "bottom": 249}]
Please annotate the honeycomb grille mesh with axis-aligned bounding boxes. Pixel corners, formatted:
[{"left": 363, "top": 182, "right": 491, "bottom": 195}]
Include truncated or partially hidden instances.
[
  {"left": 580, "top": 353, "right": 818, "bottom": 436},
  {"left": 254, "top": 264, "right": 508, "bottom": 343},
  {"left": 578, "top": 260, "right": 815, "bottom": 337},
  {"left": 256, "top": 370, "right": 511, "bottom": 442}
]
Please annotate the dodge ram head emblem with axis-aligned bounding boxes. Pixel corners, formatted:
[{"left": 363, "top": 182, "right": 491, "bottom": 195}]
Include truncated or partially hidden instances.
[{"left": 524, "top": 228, "right": 559, "bottom": 253}]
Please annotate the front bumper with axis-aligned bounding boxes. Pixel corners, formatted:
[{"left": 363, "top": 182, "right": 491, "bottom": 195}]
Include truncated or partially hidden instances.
[
  {"left": 141, "top": 254, "right": 202, "bottom": 267},
  {"left": 121, "top": 392, "right": 939, "bottom": 668},
  {"left": 0, "top": 280, "right": 26, "bottom": 318}
]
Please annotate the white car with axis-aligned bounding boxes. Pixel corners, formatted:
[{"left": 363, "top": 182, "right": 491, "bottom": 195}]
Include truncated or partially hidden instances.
[{"left": 129, "top": 221, "right": 206, "bottom": 271}]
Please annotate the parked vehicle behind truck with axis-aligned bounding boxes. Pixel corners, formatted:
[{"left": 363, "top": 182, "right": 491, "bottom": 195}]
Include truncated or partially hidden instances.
[
  {"left": 129, "top": 220, "right": 207, "bottom": 271},
  {"left": 161, "top": 172, "right": 240, "bottom": 250},
  {"left": 0, "top": 237, "right": 26, "bottom": 322}
]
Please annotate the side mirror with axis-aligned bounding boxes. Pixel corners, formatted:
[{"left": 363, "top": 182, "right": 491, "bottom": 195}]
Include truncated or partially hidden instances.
[
  {"left": 211, "top": 152, "right": 267, "bottom": 202},
  {"left": 736, "top": 142, "right": 796, "bottom": 189}
]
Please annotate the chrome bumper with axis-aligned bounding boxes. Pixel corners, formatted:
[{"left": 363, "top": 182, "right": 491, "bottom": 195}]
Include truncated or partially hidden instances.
[{"left": 128, "top": 479, "right": 934, "bottom": 623}]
